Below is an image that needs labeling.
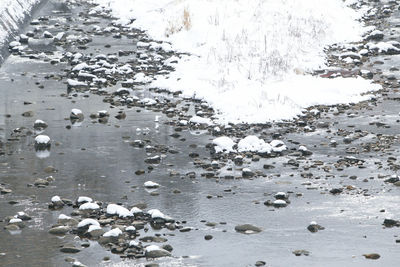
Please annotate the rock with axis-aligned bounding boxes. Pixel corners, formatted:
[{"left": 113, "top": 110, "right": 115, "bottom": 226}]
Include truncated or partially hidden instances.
[
  {"left": 49, "top": 226, "right": 70, "bottom": 235},
  {"left": 72, "top": 261, "right": 87, "bottom": 267},
  {"left": 4, "top": 224, "right": 20, "bottom": 231},
  {"left": 383, "top": 218, "right": 400, "bottom": 227},
  {"left": 15, "top": 212, "right": 31, "bottom": 221},
  {"left": 144, "top": 181, "right": 160, "bottom": 188},
  {"left": 329, "top": 188, "right": 343, "bottom": 195},
  {"left": 22, "top": 111, "right": 34, "bottom": 117},
  {"left": 88, "top": 227, "right": 104, "bottom": 238},
  {"left": 242, "top": 168, "right": 254, "bottom": 178},
  {"left": 255, "top": 261, "right": 266, "bottom": 266},
  {"left": 44, "top": 166, "right": 57, "bottom": 173},
  {"left": 263, "top": 164, "right": 275, "bottom": 170},
  {"left": 0, "top": 187, "right": 12, "bottom": 194},
  {"left": 273, "top": 200, "right": 287, "bottom": 208},
  {"left": 34, "top": 135, "right": 51, "bottom": 150},
  {"left": 70, "top": 109, "right": 84, "bottom": 121},
  {"left": 34, "top": 178, "right": 49, "bottom": 187},
  {"left": 43, "top": 31, "right": 53, "bottom": 38},
  {"left": 234, "top": 224, "right": 262, "bottom": 234},
  {"left": 292, "top": 250, "right": 310, "bottom": 256},
  {"left": 145, "top": 156, "right": 161, "bottom": 164},
  {"left": 204, "top": 235, "right": 213, "bottom": 240},
  {"left": 60, "top": 247, "right": 81, "bottom": 253},
  {"left": 307, "top": 222, "right": 325, "bottom": 233},
  {"left": 115, "top": 111, "right": 126, "bottom": 120},
  {"left": 363, "top": 253, "right": 380, "bottom": 260},
  {"left": 145, "top": 245, "right": 171, "bottom": 258},
  {"left": 33, "top": 119, "right": 48, "bottom": 129},
  {"left": 162, "top": 244, "right": 173, "bottom": 252},
  {"left": 140, "top": 236, "right": 168, "bottom": 243}
]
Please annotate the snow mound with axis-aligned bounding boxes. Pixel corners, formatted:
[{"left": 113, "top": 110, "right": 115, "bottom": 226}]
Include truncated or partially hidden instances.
[
  {"left": 91, "top": 0, "right": 380, "bottom": 124},
  {"left": 212, "top": 136, "right": 235, "bottom": 153},
  {"left": 106, "top": 204, "right": 133, "bottom": 218},
  {"left": 237, "top": 136, "right": 272, "bottom": 154}
]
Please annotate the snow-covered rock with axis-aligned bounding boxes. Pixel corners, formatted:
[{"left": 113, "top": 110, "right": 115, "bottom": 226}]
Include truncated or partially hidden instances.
[
  {"left": 106, "top": 204, "right": 133, "bottom": 218},
  {"left": 77, "top": 218, "right": 100, "bottom": 228},
  {"left": 212, "top": 136, "right": 235, "bottom": 153},
  {"left": 70, "top": 108, "right": 84, "bottom": 120},
  {"left": 34, "top": 135, "right": 51, "bottom": 149},
  {"left": 144, "top": 181, "right": 160, "bottom": 188},
  {"left": 237, "top": 136, "right": 272, "bottom": 154},
  {"left": 103, "top": 228, "right": 122, "bottom": 237},
  {"left": 79, "top": 202, "right": 100, "bottom": 210},
  {"left": 33, "top": 119, "right": 48, "bottom": 129}
]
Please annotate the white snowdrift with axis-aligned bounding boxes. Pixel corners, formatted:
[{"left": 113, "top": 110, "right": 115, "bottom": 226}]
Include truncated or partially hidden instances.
[{"left": 90, "top": 0, "right": 381, "bottom": 123}]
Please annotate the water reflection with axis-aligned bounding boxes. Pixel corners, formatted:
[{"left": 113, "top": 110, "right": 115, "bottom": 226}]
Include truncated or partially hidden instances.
[{"left": 35, "top": 149, "right": 51, "bottom": 159}]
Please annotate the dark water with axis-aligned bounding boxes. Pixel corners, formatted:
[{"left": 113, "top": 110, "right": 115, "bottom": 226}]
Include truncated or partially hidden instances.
[{"left": 1, "top": 1, "right": 400, "bottom": 267}]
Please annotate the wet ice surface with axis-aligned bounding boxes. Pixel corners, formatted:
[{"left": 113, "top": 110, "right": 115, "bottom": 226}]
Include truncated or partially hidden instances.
[{"left": 1, "top": 1, "right": 400, "bottom": 267}]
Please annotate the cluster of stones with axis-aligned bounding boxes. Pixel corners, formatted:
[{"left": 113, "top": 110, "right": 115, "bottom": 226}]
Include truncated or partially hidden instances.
[{"left": 47, "top": 196, "right": 182, "bottom": 260}]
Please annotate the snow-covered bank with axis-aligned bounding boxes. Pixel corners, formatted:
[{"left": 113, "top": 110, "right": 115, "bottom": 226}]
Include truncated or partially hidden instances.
[
  {"left": 90, "top": 0, "right": 381, "bottom": 124},
  {"left": 0, "top": 0, "right": 42, "bottom": 61}
]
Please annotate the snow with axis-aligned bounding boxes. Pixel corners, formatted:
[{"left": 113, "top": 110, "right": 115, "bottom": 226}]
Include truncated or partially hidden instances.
[
  {"left": 90, "top": 0, "right": 380, "bottom": 124},
  {"left": 134, "top": 72, "right": 152, "bottom": 83},
  {"left": 34, "top": 119, "right": 46, "bottom": 125},
  {"left": 367, "top": 42, "right": 400, "bottom": 53},
  {"left": 88, "top": 225, "right": 102, "bottom": 232},
  {"left": 299, "top": 146, "right": 308, "bottom": 152},
  {"left": 237, "top": 136, "right": 272, "bottom": 154},
  {"left": 35, "top": 135, "right": 50, "bottom": 144},
  {"left": 145, "top": 245, "right": 162, "bottom": 252},
  {"left": 77, "top": 218, "right": 100, "bottom": 228},
  {"left": 212, "top": 136, "right": 235, "bottom": 153},
  {"left": 126, "top": 226, "right": 136, "bottom": 231},
  {"left": 0, "top": 0, "right": 40, "bottom": 48},
  {"left": 77, "top": 196, "right": 93, "bottom": 203},
  {"left": 71, "top": 108, "right": 83, "bottom": 115},
  {"left": 58, "top": 214, "right": 71, "bottom": 220},
  {"left": 67, "top": 79, "right": 87, "bottom": 87},
  {"left": 144, "top": 181, "right": 160, "bottom": 188},
  {"left": 129, "top": 240, "right": 139, "bottom": 247},
  {"left": 103, "top": 228, "right": 122, "bottom": 237},
  {"left": 189, "top": 116, "right": 213, "bottom": 126},
  {"left": 148, "top": 209, "right": 166, "bottom": 219},
  {"left": 274, "top": 199, "right": 287, "bottom": 205},
  {"left": 9, "top": 218, "right": 22, "bottom": 224},
  {"left": 270, "top": 140, "right": 287, "bottom": 152},
  {"left": 51, "top": 196, "right": 61, "bottom": 202},
  {"left": 106, "top": 204, "right": 133, "bottom": 218},
  {"left": 79, "top": 202, "right": 100, "bottom": 210},
  {"left": 130, "top": 207, "right": 143, "bottom": 214}
]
